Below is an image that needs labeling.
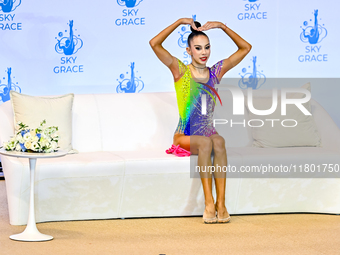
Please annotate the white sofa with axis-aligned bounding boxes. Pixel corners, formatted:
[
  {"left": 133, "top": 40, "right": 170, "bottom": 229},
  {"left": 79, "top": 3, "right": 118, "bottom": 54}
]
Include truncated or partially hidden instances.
[{"left": 0, "top": 90, "right": 340, "bottom": 225}]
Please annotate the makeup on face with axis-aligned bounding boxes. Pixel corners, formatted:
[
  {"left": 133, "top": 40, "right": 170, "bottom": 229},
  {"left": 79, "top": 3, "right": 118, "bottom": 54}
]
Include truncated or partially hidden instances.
[{"left": 190, "top": 35, "right": 211, "bottom": 64}]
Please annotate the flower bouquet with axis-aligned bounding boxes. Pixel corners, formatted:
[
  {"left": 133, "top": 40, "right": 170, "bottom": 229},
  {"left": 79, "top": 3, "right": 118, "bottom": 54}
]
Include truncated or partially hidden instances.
[{"left": 3, "top": 120, "right": 59, "bottom": 153}]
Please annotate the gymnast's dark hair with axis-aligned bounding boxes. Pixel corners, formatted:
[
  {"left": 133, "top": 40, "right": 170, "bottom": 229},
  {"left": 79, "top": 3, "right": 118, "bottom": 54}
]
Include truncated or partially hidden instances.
[{"left": 187, "top": 21, "right": 208, "bottom": 47}]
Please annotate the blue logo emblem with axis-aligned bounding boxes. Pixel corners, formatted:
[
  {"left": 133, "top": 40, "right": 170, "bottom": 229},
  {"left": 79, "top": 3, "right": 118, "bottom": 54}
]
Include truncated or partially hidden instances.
[
  {"left": 117, "top": 0, "right": 143, "bottom": 8},
  {"left": 178, "top": 26, "right": 191, "bottom": 48},
  {"left": 298, "top": 10, "right": 328, "bottom": 62},
  {"left": 0, "top": 67, "right": 21, "bottom": 103},
  {"left": 55, "top": 20, "right": 83, "bottom": 55},
  {"left": 178, "top": 15, "right": 196, "bottom": 48},
  {"left": 116, "top": 62, "right": 144, "bottom": 93},
  {"left": 177, "top": 15, "right": 196, "bottom": 65},
  {"left": 238, "top": 56, "right": 266, "bottom": 89},
  {"left": 0, "top": 0, "right": 21, "bottom": 13},
  {"left": 300, "top": 10, "right": 327, "bottom": 44}
]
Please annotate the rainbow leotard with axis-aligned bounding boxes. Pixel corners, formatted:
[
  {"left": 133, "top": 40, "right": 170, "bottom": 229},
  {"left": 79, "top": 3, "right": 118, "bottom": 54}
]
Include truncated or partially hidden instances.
[{"left": 174, "top": 58, "right": 223, "bottom": 137}]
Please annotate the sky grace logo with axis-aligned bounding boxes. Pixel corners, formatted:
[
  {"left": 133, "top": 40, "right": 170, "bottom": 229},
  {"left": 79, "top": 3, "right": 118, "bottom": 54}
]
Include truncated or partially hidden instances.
[
  {"left": 0, "top": 0, "right": 22, "bottom": 30},
  {"left": 115, "top": 0, "right": 145, "bottom": 26},
  {"left": 237, "top": 0, "right": 267, "bottom": 21},
  {"left": 54, "top": 20, "right": 84, "bottom": 74},
  {"left": 298, "top": 9, "right": 328, "bottom": 63}
]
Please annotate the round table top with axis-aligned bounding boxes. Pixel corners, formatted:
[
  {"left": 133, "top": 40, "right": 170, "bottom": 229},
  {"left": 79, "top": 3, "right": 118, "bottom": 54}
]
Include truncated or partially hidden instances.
[{"left": 0, "top": 149, "right": 68, "bottom": 159}]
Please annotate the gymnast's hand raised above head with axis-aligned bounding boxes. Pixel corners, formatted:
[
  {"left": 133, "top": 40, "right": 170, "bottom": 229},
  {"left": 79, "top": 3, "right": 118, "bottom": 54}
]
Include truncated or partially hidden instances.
[
  {"left": 197, "top": 21, "right": 224, "bottom": 31},
  {"left": 180, "top": 18, "right": 199, "bottom": 31}
]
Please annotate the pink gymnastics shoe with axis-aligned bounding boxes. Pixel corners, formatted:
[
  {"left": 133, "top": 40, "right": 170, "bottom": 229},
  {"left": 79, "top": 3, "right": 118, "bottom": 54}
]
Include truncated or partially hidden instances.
[{"left": 165, "top": 144, "right": 191, "bottom": 157}]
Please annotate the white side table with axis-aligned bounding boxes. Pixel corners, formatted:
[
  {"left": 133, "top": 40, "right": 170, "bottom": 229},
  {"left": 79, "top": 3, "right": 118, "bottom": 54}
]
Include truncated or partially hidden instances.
[{"left": 0, "top": 149, "right": 67, "bottom": 242}]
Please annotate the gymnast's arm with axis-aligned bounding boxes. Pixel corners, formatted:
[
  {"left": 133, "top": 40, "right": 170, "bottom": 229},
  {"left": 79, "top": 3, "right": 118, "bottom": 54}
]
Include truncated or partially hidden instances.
[
  {"left": 199, "top": 21, "right": 252, "bottom": 81},
  {"left": 149, "top": 18, "right": 197, "bottom": 81}
]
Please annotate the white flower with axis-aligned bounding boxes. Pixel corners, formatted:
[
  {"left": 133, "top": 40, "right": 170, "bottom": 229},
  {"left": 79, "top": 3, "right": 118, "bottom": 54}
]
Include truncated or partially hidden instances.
[
  {"left": 51, "top": 141, "right": 58, "bottom": 150},
  {"left": 7, "top": 141, "right": 16, "bottom": 150},
  {"left": 45, "top": 148, "right": 53, "bottom": 153},
  {"left": 23, "top": 133, "right": 32, "bottom": 142},
  {"left": 40, "top": 138, "right": 51, "bottom": 148},
  {"left": 40, "top": 140, "right": 47, "bottom": 147},
  {"left": 41, "top": 133, "right": 48, "bottom": 140},
  {"left": 24, "top": 141, "right": 32, "bottom": 150},
  {"left": 16, "top": 134, "right": 24, "bottom": 143},
  {"left": 32, "top": 135, "right": 39, "bottom": 142},
  {"left": 31, "top": 142, "right": 39, "bottom": 151},
  {"left": 15, "top": 143, "right": 21, "bottom": 151}
]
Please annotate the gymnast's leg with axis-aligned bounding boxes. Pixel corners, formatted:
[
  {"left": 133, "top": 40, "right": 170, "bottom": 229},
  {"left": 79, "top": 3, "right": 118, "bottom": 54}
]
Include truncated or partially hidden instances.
[
  {"left": 173, "top": 134, "right": 216, "bottom": 223},
  {"left": 210, "top": 134, "right": 230, "bottom": 222}
]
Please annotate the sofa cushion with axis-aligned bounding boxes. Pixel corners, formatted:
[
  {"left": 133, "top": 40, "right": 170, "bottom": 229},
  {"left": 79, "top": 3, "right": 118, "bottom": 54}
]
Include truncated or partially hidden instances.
[
  {"left": 95, "top": 93, "right": 178, "bottom": 151},
  {"left": 245, "top": 83, "right": 321, "bottom": 148},
  {"left": 71, "top": 95, "right": 102, "bottom": 152},
  {"left": 10, "top": 91, "right": 76, "bottom": 153}
]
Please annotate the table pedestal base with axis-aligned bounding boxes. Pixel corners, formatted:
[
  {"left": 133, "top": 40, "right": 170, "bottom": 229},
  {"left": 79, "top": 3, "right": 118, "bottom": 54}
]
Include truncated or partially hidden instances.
[
  {"left": 10, "top": 158, "right": 54, "bottom": 242},
  {"left": 10, "top": 229, "right": 53, "bottom": 242}
]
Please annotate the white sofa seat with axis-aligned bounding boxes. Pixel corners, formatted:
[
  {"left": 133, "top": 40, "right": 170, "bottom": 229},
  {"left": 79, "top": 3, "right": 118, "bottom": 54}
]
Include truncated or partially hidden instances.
[{"left": 0, "top": 91, "right": 339, "bottom": 225}]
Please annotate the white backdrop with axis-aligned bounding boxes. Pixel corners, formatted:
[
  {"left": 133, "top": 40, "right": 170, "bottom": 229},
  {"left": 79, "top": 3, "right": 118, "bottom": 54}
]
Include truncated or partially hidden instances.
[{"left": 0, "top": 0, "right": 339, "bottom": 125}]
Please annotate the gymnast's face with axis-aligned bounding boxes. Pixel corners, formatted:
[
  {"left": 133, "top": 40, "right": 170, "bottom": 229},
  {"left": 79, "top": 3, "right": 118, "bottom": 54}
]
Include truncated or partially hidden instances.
[{"left": 187, "top": 35, "right": 211, "bottom": 66}]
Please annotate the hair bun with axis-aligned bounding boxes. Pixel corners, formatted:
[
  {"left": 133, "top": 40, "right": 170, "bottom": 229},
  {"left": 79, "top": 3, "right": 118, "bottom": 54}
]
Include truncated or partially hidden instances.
[{"left": 190, "top": 21, "right": 201, "bottom": 32}]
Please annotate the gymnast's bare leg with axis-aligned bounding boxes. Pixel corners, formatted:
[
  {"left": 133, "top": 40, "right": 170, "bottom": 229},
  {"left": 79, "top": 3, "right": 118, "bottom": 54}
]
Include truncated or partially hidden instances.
[
  {"left": 174, "top": 134, "right": 216, "bottom": 223},
  {"left": 210, "top": 134, "right": 230, "bottom": 222}
]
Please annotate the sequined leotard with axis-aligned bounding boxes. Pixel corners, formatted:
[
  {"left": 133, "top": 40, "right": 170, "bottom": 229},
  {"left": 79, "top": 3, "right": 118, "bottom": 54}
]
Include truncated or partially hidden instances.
[{"left": 174, "top": 59, "right": 223, "bottom": 137}]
